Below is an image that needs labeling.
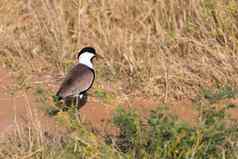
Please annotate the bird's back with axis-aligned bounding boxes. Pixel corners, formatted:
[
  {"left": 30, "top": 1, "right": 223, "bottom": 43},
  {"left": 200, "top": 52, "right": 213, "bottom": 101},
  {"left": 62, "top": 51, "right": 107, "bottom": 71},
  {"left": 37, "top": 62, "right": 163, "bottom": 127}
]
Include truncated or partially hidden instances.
[{"left": 56, "top": 64, "right": 95, "bottom": 99}]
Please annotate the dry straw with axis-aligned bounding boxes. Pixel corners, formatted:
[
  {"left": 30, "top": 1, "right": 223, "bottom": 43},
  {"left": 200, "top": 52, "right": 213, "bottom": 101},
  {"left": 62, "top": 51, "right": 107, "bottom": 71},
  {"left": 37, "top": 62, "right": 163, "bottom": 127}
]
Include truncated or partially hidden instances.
[{"left": 0, "top": 0, "right": 238, "bottom": 101}]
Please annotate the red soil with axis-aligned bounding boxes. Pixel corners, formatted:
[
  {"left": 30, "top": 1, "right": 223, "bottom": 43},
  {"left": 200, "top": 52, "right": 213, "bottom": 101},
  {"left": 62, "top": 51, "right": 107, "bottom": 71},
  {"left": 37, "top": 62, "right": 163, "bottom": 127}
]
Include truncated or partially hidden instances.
[{"left": 0, "top": 68, "right": 64, "bottom": 137}]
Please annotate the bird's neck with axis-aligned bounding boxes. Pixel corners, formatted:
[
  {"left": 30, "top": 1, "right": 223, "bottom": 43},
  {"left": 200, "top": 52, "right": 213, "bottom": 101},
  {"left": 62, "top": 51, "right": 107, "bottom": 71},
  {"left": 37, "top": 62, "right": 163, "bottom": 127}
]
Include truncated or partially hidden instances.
[{"left": 78, "top": 57, "right": 93, "bottom": 69}]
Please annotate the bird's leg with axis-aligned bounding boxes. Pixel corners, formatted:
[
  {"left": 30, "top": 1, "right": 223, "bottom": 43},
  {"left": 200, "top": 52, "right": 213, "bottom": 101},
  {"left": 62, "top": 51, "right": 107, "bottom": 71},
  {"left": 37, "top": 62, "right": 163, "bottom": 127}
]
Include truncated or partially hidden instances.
[
  {"left": 75, "top": 111, "right": 81, "bottom": 123},
  {"left": 74, "top": 93, "right": 81, "bottom": 122},
  {"left": 75, "top": 94, "right": 79, "bottom": 106}
]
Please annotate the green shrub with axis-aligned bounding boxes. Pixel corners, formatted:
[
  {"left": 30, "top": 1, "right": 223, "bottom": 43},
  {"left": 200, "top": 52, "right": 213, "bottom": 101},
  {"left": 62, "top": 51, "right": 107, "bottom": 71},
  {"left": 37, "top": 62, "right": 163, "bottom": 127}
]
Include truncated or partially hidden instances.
[
  {"left": 195, "top": 85, "right": 238, "bottom": 103},
  {"left": 112, "top": 105, "right": 238, "bottom": 159},
  {"left": 112, "top": 106, "right": 142, "bottom": 153}
]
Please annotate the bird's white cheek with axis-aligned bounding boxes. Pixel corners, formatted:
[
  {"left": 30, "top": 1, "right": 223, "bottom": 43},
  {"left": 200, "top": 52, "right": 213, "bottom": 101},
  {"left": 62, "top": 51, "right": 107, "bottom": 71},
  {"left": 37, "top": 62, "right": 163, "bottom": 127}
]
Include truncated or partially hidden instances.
[{"left": 78, "top": 53, "right": 94, "bottom": 69}]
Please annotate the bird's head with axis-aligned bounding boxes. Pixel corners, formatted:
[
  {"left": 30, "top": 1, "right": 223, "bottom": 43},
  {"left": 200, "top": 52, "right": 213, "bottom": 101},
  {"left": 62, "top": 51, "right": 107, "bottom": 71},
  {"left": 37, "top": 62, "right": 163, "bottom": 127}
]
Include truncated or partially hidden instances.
[
  {"left": 77, "top": 47, "right": 103, "bottom": 69},
  {"left": 77, "top": 47, "right": 97, "bottom": 63}
]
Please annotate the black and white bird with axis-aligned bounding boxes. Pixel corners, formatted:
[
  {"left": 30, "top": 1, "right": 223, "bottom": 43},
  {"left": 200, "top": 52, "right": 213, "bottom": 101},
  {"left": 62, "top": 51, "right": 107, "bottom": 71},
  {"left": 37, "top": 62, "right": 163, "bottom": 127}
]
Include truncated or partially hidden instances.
[{"left": 55, "top": 47, "right": 97, "bottom": 109}]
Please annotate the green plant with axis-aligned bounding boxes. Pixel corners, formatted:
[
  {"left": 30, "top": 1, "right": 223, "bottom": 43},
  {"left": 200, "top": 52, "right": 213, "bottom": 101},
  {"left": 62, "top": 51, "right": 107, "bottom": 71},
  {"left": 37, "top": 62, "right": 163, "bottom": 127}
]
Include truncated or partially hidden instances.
[
  {"left": 112, "top": 106, "right": 142, "bottom": 154},
  {"left": 196, "top": 85, "right": 238, "bottom": 103},
  {"left": 112, "top": 105, "right": 238, "bottom": 159}
]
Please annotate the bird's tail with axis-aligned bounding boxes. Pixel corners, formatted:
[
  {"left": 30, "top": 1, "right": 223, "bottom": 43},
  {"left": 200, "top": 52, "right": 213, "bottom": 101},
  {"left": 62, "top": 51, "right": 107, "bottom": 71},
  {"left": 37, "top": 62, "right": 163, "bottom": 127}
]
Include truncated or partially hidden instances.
[{"left": 64, "top": 92, "right": 88, "bottom": 109}]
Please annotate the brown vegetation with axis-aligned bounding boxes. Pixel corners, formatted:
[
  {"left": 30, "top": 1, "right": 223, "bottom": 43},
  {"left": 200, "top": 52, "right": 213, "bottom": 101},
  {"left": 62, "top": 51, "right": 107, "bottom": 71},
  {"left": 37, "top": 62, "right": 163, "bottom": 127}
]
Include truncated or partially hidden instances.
[{"left": 1, "top": 0, "right": 238, "bottom": 102}]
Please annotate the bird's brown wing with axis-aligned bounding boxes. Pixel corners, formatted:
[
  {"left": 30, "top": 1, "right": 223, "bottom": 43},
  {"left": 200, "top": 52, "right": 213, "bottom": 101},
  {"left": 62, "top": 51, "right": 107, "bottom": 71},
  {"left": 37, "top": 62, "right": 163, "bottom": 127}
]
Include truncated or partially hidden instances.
[{"left": 56, "top": 64, "right": 95, "bottom": 98}]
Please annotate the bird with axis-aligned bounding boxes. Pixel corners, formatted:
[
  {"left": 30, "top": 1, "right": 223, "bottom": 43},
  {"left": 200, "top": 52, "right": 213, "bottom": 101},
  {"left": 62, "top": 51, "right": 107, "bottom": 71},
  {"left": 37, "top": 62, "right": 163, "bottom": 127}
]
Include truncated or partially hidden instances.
[{"left": 55, "top": 47, "right": 97, "bottom": 110}]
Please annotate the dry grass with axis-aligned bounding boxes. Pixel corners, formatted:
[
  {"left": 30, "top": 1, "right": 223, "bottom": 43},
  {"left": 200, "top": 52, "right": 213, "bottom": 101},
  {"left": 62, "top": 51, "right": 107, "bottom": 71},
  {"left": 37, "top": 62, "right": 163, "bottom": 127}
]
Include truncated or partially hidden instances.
[{"left": 1, "top": 0, "right": 238, "bottom": 101}]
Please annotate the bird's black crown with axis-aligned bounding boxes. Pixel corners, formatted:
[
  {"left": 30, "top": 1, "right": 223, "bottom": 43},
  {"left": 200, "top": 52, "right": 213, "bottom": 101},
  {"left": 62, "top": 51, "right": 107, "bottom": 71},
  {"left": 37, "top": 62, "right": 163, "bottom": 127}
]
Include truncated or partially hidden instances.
[{"left": 77, "top": 47, "right": 96, "bottom": 59}]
